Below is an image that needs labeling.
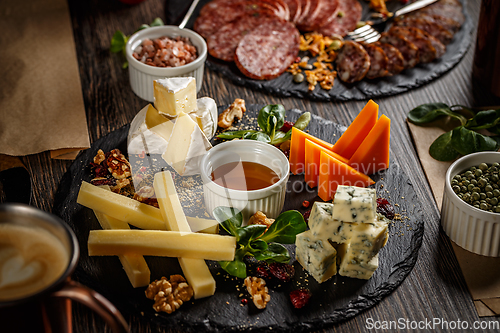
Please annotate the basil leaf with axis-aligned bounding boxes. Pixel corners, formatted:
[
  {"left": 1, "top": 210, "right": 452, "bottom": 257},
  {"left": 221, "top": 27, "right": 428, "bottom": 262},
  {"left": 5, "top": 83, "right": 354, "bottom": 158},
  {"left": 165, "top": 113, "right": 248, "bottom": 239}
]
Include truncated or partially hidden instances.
[
  {"left": 237, "top": 224, "right": 267, "bottom": 245},
  {"left": 465, "top": 109, "right": 500, "bottom": 130},
  {"left": 217, "top": 130, "right": 258, "bottom": 140},
  {"left": 249, "top": 239, "right": 268, "bottom": 251},
  {"left": 293, "top": 112, "right": 311, "bottom": 130},
  {"left": 150, "top": 17, "right": 164, "bottom": 27},
  {"left": 408, "top": 103, "right": 466, "bottom": 125},
  {"left": 258, "top": 104, "right": 285, "bottom": 135},
  {"left": 254, "top": 243, "right": 290, "bottom": 263},
  {"left": 429, "top": 131, "right": 460, "bottom": 161},
  {"left": 110, "top": 30, "right": 128, "bottom": 53},
  {"left": 242, "top": 131, "right": 271, "bottom": 143},
  {"left": 213, "top": 206, "right": 243, "bottom": 237},
  {"left": 259, "top": 210, "right": 306, "bottom": 244},
  {"left": 451, "top": 126, "right": 500, "bottom": 155},
  {"left": 219, "top": 248, "right": 247, "bottom": 278}
]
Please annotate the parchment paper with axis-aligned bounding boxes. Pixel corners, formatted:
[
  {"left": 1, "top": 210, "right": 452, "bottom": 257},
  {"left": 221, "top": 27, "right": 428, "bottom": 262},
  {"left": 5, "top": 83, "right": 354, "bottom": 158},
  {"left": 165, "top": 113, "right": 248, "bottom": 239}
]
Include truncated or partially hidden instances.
[
  {"left": 0, "top": 0, "right": 89, "bottom": 159},
  {"left": 407, "top": 120, "right": 500, "bottom": 317}
]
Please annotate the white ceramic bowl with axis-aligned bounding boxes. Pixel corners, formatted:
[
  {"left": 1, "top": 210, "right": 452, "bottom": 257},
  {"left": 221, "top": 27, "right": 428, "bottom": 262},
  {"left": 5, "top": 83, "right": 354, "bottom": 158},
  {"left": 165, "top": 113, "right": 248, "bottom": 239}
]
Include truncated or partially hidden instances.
[
  {"left": 125, "top": 26, "right": 207, "bottom": 101},
  {"left": 441, "top": 151, "right": 500, "bottom": 256},
  {"left": 200, "top": 140, "right": 290, "bottom": 223}
]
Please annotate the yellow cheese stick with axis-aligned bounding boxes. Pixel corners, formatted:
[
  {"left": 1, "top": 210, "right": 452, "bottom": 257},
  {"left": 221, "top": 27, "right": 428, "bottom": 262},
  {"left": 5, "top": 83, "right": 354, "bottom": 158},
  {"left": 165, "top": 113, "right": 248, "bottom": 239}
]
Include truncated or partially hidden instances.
[
  {"left": 186, "top": 216, "right": 218, "bottom": 234},
  {"left": 154, "top": 171, "right": 216, "bottom": 299},
  {"left": 88, "top": 230, "right": 236, "bottom": 261},
  {"left": 77, "top": 181, "right": 166, "bottom": 230},
  {"left": 93, "top": 211, "right": 151, "bottom": 288}
]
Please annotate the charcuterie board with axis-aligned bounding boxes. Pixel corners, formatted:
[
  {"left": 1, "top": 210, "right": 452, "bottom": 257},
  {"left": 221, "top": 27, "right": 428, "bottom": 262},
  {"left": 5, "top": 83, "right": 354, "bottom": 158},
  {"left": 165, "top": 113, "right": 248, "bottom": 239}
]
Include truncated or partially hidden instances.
[
  {"left": 166, "top": 0, "right": 472, "bottom": 101},
  {"left": 53, "top": 106, "right": 424, "bottom": 332}
]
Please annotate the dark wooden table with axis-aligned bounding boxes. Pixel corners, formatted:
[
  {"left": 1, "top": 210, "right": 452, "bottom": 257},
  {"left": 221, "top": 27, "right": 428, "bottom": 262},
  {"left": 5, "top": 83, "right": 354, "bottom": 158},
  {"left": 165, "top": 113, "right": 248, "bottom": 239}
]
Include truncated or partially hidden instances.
[{"left": 19, "top": 0, "right": 500, "bottom": 331}]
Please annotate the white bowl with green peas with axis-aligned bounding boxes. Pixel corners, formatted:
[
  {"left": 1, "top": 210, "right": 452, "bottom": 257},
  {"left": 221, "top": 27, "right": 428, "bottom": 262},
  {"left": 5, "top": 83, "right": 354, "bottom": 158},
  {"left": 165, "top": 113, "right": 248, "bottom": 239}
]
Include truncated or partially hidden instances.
[{"left": 441, "top": 151, "right": 500, "bottom": 257}]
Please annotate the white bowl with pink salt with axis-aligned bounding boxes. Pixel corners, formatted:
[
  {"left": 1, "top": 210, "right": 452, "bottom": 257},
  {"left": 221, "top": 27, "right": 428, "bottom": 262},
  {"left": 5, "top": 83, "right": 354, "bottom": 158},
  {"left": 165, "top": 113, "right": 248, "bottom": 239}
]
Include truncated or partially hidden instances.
[{"left": 126, "top": 26, "right": 207, "bottom": 101}]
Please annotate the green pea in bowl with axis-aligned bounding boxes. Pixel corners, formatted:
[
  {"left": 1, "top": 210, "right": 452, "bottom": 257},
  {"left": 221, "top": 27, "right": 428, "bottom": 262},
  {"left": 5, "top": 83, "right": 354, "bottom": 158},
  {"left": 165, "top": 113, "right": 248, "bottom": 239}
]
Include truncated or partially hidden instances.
[{"left": 441, "top": 151, "right": 500, "bottom": 257}]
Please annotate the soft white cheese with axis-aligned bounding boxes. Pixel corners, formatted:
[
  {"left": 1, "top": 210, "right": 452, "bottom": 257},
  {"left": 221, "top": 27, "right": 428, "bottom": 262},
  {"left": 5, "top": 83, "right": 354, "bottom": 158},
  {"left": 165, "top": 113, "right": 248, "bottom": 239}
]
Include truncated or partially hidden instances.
[{"left": 154, "top": 77, "right": 197, "bottom": 116}]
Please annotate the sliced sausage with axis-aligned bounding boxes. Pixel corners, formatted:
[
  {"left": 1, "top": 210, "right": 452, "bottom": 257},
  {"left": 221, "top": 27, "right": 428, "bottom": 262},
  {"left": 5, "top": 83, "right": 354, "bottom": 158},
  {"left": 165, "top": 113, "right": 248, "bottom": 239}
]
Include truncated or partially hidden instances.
[
  {"left": 379, "top": 30, "right": 419, "bottom": 69},
  {"left": 394, "top": 16, "right": 454, "bottom": 45},
  {"left": 335, "top": 40, "right": 370, "bottom": 83},
  {"left": 234, "top": 19, "right": 300, "bottom": 80},
  {"left": 373, "top": 42, "right": 405, "bottom": 75},
  {"left": 420, "top": 0, "right": 465, "bottom": 26},
  {"left": 318, "top": 0, "right": 362, "bottom": 37},
  {"left": 207, "top": 13, "right": 274, "bottom": 62},
  {"left": 408, "top": 11, "right": 461, "bottom": 34},
  {"left": 360, "top": 42, "right": 389, "bottom": 79},
  {"left": 389, "top": 26, "right": 436, "bottom": 63}
]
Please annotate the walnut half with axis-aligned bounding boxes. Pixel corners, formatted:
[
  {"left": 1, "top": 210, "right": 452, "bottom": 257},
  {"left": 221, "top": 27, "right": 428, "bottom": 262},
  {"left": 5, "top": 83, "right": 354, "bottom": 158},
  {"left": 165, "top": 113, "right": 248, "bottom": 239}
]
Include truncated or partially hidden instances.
[
  {"left": 244, "top": 276, "right": 271, "bottom": 310},
  {"left": 145, "top": 275, "right": 194, "bottom": 314},
  {"left": 248, "top": 211, "right": 275, "bottom": 231},
  {"left": 218, "top": 98, "right": 246, "bottom": 128}
]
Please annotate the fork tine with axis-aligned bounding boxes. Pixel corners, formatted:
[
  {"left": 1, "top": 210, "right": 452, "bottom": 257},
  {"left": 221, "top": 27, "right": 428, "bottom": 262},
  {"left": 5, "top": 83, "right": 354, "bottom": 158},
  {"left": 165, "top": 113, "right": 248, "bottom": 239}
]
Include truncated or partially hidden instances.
[{"left": 348, "top": 25, "right": 381, "bottom": 43}]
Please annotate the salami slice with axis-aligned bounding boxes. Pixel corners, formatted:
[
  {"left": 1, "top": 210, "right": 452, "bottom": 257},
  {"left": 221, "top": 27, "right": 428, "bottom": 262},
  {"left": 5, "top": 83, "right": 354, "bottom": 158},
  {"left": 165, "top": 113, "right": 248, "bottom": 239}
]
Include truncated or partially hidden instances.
[
  {"left": 394, "top": 16, "right": 453, "bottom": 45},
  {"left": 234, "top": 19, "right": 300, "bottom": 80},
  {"left": 389, "top": 26, "right": 436, "bottom": 63},
  {"left": 296, "top": 0, "right": 321, "bottom": 30},
  {"left": 296, "top": 0, "right": 311, "bottom": 26},
  {"left": 373, "top": 42, "right": 405, "bottom": 76},
  {"left": 335, "top": 40, "right": 370, "bottom": 83},
  {"left": 260, "top": 0, "right": 290, "bottom": 20},
  {"left": 194, "top": 0, "right": 277, "bottom": 38},
  {"left": 420, "top": 0, "right": 465, "bottom": 26},
  {"left": 318, "top": 0, "right": 362, "bottom": 37},
  {"left": 207, "top": 13, "right": 274, "bottom": 62},
  {"left": 283, "top": 0, "right": 302, "bottom": 23},
  {"left": 301, "top": 0, "right": 340, "bottom": 32},
  {"left": 360, "top": 42, "right": 389, "bottom": 79},
  {"left": 379, "top": 30, "right": 419, "bottom": 69},
  {"left": 409, "top": 12, "right": 461, "bottom": 33}
]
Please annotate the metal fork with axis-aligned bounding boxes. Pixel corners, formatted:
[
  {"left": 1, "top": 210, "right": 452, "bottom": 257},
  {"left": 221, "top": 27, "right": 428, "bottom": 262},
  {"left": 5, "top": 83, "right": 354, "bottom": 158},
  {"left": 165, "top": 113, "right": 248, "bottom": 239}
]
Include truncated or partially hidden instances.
[{"left": 347, "top": 0, "right": 438, "bottom": 43}]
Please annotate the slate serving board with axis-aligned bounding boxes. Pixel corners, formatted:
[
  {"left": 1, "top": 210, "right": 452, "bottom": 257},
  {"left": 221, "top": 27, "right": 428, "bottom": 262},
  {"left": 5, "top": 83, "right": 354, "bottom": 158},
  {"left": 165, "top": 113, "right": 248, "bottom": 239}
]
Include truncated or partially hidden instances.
[
  {"left": 166, "top": 0, "right": 472, "bottom": 101},
  {"left": 53, "top": 107, "right": 424, "bottom": 332}
]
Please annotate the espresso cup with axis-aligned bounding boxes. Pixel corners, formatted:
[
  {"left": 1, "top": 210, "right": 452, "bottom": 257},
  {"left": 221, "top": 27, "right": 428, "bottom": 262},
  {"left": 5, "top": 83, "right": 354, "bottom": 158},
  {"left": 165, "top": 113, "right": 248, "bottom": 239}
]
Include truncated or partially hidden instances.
[{"left": 0, "top": 203, "right": 129, "bottom": 333}]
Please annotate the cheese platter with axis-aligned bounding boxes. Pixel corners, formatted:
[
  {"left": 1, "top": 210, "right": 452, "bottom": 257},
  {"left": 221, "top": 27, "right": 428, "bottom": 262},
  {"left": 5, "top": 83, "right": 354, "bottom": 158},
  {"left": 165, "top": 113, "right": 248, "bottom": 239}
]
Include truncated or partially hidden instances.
[{"left": 53, "top": 102, "right": 424, "bottom": 332}]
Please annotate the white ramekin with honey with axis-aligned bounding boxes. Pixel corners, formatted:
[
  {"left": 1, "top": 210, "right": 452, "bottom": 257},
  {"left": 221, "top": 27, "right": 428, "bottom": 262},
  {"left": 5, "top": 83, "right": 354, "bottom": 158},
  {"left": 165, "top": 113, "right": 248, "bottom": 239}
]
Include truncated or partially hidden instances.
[{"left": 200, "top": 140, "right": 289, "bottom": 223}]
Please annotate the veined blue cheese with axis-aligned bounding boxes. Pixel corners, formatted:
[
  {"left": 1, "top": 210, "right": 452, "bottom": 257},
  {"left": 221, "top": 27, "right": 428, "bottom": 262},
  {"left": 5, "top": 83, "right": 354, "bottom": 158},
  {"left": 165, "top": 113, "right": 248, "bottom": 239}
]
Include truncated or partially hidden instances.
[
  {"left": 332, "top": 185, "right": 376, "bottom": 223},
  {"left": 348, "top": 221, "right": 388, "bottom": 264},
  {"left": 295, "top": 230, "right": 337, "bottom": 283},
  {"left": 338, "top": 249, "right": 379, "bottom": 280}
]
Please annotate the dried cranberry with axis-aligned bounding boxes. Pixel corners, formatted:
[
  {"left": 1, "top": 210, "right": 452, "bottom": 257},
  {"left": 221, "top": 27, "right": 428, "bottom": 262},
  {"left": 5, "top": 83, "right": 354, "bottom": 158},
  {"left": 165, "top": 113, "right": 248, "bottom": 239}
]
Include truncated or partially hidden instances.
[
  {"left": 290, "top": 289, "right": 311, "bottom": 309},
  {"left": 302, "top": 200, "right": 310, "bottom": 208},
  {"left": 377, "top": 198, "right": 395, "bottom": 220},
  {"left": 256, "top": 264, "right": 272, "bottom": 280},
  {"left": 303, "top": 209, "right": 311, "bottom": 223},
  {"left": 94, "top": 165, "right": 109, "bottom": 178},
  {"left": 268, "top": 263, "right": 295, "bottom": 282},
  {"left": 241, "top": 298, "right": 248, "bottom": 305},
  {"left": 279, "top": 121, "right": 294, "bottom": 133},
  {"left": 90, "top": 178, "right": 116, "bottom": 187}
]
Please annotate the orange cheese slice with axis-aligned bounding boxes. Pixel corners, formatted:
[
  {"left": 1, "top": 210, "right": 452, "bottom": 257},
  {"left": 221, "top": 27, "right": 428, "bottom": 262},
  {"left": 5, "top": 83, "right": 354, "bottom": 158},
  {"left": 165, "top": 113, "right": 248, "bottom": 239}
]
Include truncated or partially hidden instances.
[
  {"left": 318, "top": 151, "right": 375, "bottom": 201},
  {"left": 304, "top": 139, "right": 349, "bottom": 188},
  {"left": 289, "top": 127, "right": 334, "bottom": 175},
  {"left": 332, "top": 100, "right": 379, "bottom": 160},
  {"left": 348, "top": 114, "right": 391, "bottom": 175}
]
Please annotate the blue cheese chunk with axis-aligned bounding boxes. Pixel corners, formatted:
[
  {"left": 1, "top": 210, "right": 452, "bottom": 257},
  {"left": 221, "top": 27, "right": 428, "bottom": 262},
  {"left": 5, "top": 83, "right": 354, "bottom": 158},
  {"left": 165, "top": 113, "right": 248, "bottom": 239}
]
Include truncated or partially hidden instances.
[
  {"left": 309, "top": 202, "right": 356, "bottom": 243},
  {"left": 339, "top": 245, "right": 378, "bottom": 280},
  {"left": 295, "top": 230, "right": 337, "bottom": 283},
  {"left": 348, "top": 221, "right": 388, "bottom": 263},
  {"left": 332, "top": 185, "right": 376, "bottom": 223}
]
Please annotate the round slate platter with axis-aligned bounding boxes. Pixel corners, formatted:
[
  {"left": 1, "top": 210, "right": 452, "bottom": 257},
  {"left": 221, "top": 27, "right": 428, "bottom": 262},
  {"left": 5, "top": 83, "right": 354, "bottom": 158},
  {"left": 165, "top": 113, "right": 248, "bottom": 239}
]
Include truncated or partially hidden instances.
[
  {"left": 168, "top": 0, "right": 472, "bottom": 101},
  {"left": 53, "top": 106, "right": 424, "bottom": 332}
]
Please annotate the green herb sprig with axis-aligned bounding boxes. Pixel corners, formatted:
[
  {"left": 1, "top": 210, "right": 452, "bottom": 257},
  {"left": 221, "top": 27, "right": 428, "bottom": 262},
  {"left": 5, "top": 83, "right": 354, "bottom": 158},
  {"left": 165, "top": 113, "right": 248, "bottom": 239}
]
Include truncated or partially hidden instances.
[
  {"left": 408, "top": 103, "right": 500, "bottom": 161},
  {"left": 217, "top": 104, "right": 311, "bottom": 145},
  {"left": 213, "top": 207, "right": 307, "bottom": 279},
  {"left": 110, "top": 17, "right": 164, "bottom": 69}
]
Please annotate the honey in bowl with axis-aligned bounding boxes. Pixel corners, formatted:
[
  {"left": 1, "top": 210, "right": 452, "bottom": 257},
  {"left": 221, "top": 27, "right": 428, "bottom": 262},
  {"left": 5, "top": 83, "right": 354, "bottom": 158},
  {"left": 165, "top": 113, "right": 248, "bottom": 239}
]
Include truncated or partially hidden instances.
[{"left": 211, "top": 161, "right": 279, "bottom": 191}]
